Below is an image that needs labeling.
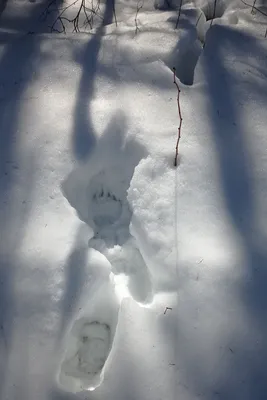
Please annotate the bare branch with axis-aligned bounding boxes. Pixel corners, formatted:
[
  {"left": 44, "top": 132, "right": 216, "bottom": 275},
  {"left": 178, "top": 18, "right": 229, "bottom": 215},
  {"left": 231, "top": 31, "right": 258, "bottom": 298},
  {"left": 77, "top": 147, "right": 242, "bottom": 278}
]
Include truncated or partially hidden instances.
[
  {"left": 251, "top": 0, "right": 257, "bottom": 13},
  {"left": 40, "top": 0, "right": 59, "bottom": 21},
  {"left": 135, "top": 0, "right": 143, "bottom": 35},
  {"left": 210, "top": 0, "right": 217, "bottom": 28},
  {"left": 195, "top": 12, "right": 202, "bottom": 28},
  {"left": 240, "top": 0, "right": 267, "bottom": 36},
  {"left": 240, "top": 0, "right": 267, "bottom": 17},
  {"left": 164, "top": 307, "right": 173, "bottom": 314},
  {"left": 175, "top": 0, "right": 183, "bottom": 29},
  {"left": 42, "top": 0, "right": 101, "bottom": 33},
  {"left": 112, "top": 0, "right": 118, "bottom": 27},
  {"left": 49, "top": 0, "right": 79, "bottom": 32},
  {"left": 173, "top": 68, "right": 183, "bottom": 167}
]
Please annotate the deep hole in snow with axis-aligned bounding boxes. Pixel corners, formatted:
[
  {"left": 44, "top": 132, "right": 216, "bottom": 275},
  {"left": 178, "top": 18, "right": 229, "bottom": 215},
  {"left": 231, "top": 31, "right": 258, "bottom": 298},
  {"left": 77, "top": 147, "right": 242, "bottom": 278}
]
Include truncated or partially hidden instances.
[
  {"left": 201, "top": 1, "right": 225, "bottom": 21},
  {"left": 171, "top": 43, "right": 202, "bottom": 85}
]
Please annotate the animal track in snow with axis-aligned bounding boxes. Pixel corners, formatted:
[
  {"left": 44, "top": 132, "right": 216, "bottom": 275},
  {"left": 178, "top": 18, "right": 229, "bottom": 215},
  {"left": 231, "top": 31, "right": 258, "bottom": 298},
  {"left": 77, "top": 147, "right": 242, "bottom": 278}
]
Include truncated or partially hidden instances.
[
  {"left": 89, "top": 236, "right": 153, "bottom": 304},
  {"left": 60, "top": 127, "right": 151, "bottom": 392},
  {"left": 63, "top": 158, "right": 153, "bottom": 304},
  {"left": 87, "top": 162, "right": 153, "bottom": 304},
  {"left": 58, "top": 280, "right": 119, "bottom": 393},
  {"left": 90, "top": 172, "right": 123, "bottom": 228},
  {"left": 61, "top": 321, "right": 110, "bottom": 377}
]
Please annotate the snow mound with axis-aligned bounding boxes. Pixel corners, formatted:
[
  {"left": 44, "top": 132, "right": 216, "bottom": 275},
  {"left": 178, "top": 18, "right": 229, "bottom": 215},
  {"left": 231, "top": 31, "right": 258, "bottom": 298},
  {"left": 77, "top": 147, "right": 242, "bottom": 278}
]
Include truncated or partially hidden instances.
[
  {"left": 128, "top": 155, "right": 177, "bottom": 293},
  {"left": 90, "top": 236, "right": 153, "bottom": 304}
]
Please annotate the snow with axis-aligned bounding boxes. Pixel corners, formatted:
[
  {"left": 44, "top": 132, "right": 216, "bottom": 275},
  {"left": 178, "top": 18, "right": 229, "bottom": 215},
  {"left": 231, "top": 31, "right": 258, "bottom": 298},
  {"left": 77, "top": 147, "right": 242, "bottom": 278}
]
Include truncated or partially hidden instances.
[
  {"left": 0, "top": 0, "right": 267, "bottom": 399},
  {"left": 58, "top": 254, "right": 119, "bottom": 392}
]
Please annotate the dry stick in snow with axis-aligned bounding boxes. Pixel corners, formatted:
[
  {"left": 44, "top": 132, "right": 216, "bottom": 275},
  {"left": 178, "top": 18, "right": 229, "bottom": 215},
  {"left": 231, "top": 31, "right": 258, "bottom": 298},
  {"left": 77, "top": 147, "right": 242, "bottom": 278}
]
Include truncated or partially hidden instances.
[
  {"left": 173, "top": 68, "right": 183, "bottom": 167},
  {"left": 240, "top": 0, "right": 267, "bottom": 17},
  {"left": 40, "top": 0, "right": 61, "bottom": 21},
  {"left": 42, "top": 0, "right": 101, "bottom": 33},
  {"left": 175, "top": 0, "right": 183, "bottom": 29},
  {"left": 164, "top": 307, "right": 173, "bottom": 314},
  {"left": 112, "top": 0, "right": 117, "bottom": 27},
  {"left": 251, "top": 0, "right": 257, "bottom": 13},
  {"left": 210, "top": 0, "right": 217, "bottom": 28},
  {"left": 71, "top": 0, "right": 101, "bottom": 32},
  {"left": 195, "top": 12, "right": 202, "bottom": 28},
  {"left": 202, "top": 0, "right": 217, "bottom": 46},
  {"left": 240, "top": 0, "right": 267, "bottom": 37},
  {"left": 135, "top": 0, "right": 143, "bottom": 35},
  {"left": 41, "top": 0, "right": 79, "bottom": 32}
]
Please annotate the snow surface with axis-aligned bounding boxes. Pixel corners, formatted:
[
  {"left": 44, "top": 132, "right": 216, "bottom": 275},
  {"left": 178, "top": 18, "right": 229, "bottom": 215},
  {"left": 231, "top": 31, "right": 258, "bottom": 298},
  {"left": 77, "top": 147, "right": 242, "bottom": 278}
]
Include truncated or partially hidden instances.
[{"left": 0, "top": 0, "right": 267, "bottom": 399}]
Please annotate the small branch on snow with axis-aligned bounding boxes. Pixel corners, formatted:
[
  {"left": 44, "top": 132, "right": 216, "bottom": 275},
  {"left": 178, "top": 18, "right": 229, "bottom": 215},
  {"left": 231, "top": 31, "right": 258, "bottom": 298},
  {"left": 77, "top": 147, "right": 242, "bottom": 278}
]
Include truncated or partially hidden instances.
[
  {"left": 240, "top": 0, "right": 267, "bottom": 17},
  {"left": 251, "top": 0, "right": 257, "bottom": 13},
  {"left": 112, "top": 0, "right": 118, "bottom": 27},
  {"left": 164, "top": 307, "right": 173, "bottom": 314},
  {"left": 41, "top": 0, "right": 101, "bottom": 33},
  {"left": 210, "top": 0, "right": 217, "bottom": 28},
  {"left": 173, "top": 68, "right": 183, "bottom": 167},
  {"left": 195, "top": 12, "right": 202, "bottom": 28},
  {"left": 175, "top": 0, "right": 183, "bottom": 29},
  {"left": 240, "top": 0, "right": 267, "bottom": 37},
  {"left": 39, "top": 0, "right": 57, "bottom": 21},
  {"left": 134, "top": 0, "right": 143, "bottom": 35},
  {"left": 229, "top": 347, "right": 234, "bottom": 353}
]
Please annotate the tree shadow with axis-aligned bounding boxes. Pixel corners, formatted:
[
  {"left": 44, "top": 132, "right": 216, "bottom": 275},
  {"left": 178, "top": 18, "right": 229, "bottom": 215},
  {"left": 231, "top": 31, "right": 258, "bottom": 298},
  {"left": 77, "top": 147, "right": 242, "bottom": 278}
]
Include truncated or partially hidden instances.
[
  {"left": 187, "top": 25, "right": 267, "bottom": 399},
  {"left": 0, "top": 35, "right": 39, "bottom": 400},
  {"left": 72, "top": 0, "right": 115, "bottom": 160},
  {"left": 0, "top": 0, "right": 63, "bottom": 33},
  {"left": 0, "top": 0, "right": 64, "bottom": 396},
  {"left": 58, "top": 224, "right": 89, "bottom": 337},
  {"left": 0, "top": 0, "right": 8, "bottom": 19}
]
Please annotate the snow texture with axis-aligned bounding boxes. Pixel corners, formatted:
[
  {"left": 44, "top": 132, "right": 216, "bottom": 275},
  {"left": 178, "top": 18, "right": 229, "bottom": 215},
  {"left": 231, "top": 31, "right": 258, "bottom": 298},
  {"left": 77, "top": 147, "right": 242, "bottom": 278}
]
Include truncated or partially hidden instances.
[{"left": 0, "top": 0, "right": 267, "bottom": 399}]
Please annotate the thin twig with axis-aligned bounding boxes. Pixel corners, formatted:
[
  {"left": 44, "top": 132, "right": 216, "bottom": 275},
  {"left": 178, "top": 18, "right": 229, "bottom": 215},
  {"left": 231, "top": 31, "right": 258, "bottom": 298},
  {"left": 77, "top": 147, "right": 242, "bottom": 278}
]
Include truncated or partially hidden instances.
[
  {"left": 40, "top": 0, "right": 59, "bottom": 21},
  {"left": 251, "top": 0, "right": 257, "bottom": 13},
  {"left": 164, "top": 307, "right": 173, "bottom": 314},
  {"left": 173, "top": 68, "right": 183, "bottom": 167},
  {"left": 44, "top": 0, "right": 101, "bottom": 33},
  {"left": 210, "top": 0, "right": 217, "bottom": 28},
  {"left": 240, "top": 0, "right": 267, "bottom": 36},
  {"left": 135, "top": 0, "right": 143, "bottom": 35},
  {"left": 195, "top": 12, "right": 202, "bottom": 28},
  {"left": 112, "top": 0, "right": 117, "bottom": 27},
  {"left": 175, "top": 0, "right": 183, "bottom": 29},
  {"left": 73, "top": 0, "right": 84, "bottom": 32},
  {"left": 49, "top": 0, "right": 79, "bottom": 32},
  {"left": 240, "top": 0, "right": 267, "bottom": 17},
  {"left": 163, "top": 307, "right": 172, "bottom": 315}
]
